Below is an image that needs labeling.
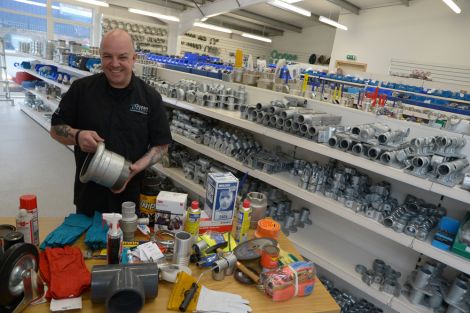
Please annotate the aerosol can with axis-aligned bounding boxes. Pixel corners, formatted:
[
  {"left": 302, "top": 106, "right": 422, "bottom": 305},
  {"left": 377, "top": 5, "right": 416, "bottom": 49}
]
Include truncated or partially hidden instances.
[
  {"left": 235, "top": 199, "right": 252, "bottom": 243},
  {"left": 102, "top": 213, "right": 123, "bottom": 264},
  {"left": 16, "top": 209, "right": 33, "bottom": 244},
  {"left": 184, "top": 201, "right": 201, "bottom": 240}
]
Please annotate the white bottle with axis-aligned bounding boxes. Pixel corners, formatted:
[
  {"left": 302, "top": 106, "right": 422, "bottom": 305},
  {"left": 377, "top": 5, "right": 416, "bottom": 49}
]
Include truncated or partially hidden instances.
[{"left": 16, "top": 209, "right": 33, "bottom": 244}]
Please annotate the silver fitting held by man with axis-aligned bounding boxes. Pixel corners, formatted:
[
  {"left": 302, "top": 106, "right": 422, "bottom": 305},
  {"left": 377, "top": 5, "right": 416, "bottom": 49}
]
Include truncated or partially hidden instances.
[{"left": 120, "top": 201, "right": 149, "bottom": 241}]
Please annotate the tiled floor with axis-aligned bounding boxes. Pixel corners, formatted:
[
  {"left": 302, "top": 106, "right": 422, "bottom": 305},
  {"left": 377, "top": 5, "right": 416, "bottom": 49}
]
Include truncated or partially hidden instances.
[{"left": 0, "top": 99, "right": 75, "bottom": 217}]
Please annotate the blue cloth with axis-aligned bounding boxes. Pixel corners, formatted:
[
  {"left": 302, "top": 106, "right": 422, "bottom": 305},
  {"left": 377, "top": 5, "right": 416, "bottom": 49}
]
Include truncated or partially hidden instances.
[
  {"left": 84, "top": 212, "right": 108, "bottom": 250},
  {"left": 40, "top": 214, "right": 92, "bottom": 249}
]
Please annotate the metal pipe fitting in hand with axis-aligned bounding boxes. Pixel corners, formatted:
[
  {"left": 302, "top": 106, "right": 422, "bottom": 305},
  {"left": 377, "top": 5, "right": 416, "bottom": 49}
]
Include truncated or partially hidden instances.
[{"left": 80, "top": 142, "right": 131, "bottom": 190}]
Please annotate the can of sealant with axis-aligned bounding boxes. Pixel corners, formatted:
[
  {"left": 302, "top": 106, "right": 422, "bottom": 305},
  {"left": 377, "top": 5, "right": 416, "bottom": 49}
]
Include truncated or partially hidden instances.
[
  {"left": 139, "top": 173, "right": 159, "bottom": 228},
  {"left": 184, "top": 201, "right": 201, "bottom": 239},
  {"left": 235, "top": 199, "right": 252, "bottom": 243}
]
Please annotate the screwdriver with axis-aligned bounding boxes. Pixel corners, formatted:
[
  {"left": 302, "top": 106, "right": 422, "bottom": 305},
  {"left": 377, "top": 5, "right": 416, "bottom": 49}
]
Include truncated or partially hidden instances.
[{"left": 179, "top": 269, "right": 210, "bottom": 312}]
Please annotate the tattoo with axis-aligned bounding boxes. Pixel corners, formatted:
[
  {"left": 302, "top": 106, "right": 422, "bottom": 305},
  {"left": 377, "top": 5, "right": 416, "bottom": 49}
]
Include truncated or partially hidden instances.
[
  {"left": 53, "top": 125, "right": 73, "bottom": 138},
  {"left": 147, "top": 146, "right": 167, "bottom": 166}
]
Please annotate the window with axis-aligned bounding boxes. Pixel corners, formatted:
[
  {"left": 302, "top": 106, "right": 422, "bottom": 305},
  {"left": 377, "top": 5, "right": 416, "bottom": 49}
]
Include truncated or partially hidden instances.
[
  {"left": 52, "top": 2, "right": 92, "bottom": 24},
  {"left": 0, "top": 0, "right": 47, "bottom": 16},
  {"left": 0, "top": 10, "right": 46, "bottom": 32},
  {"left": 54, "top": 22, "right": 90, "bottom": 43}
]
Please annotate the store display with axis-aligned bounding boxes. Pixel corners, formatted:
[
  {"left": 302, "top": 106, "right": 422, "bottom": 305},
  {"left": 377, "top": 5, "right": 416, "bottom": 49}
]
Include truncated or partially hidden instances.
[
  {"left": 79, "top": 142, "right": 132, "bottom": 190},
  {"left": 355, "top": 259, "right": 401, "bottom": 296},
  {"left": 320, "top": 277, "right": 383, "bottom": 313},
  {"left": 91, "top": 263, "right": 159, "bottom": 313}
]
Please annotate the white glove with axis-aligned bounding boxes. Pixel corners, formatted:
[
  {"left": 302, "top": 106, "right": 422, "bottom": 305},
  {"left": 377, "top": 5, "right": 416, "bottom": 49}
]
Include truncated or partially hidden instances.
[{"left": 196, "top": 286, "right": 252, "bottom": 313}]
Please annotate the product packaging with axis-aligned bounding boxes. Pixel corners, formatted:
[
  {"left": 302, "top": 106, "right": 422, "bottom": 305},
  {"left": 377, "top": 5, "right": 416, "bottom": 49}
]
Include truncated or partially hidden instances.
[
  {"left": 155, "top": 191, "right": 187, "bottom": 232},
  {"left": 201, "top": 173, "right": 239, "bottom": 233},
  {"left": 259, "top": 261, "right": 316, "bottom": 301}
]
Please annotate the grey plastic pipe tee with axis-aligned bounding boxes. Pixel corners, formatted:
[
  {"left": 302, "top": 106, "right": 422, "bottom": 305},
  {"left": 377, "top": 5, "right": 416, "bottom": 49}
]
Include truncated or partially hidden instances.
[{"left": 91, "top": 263, "right": 159, "bottom": 313}]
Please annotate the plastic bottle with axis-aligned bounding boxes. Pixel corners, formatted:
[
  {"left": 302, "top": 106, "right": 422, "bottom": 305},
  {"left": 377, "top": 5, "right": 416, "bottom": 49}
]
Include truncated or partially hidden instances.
[
  {"left": 19, "top": 195, "right": 39, "bottom": 246},
  {"left": 235, "top": 199, "right": 252, "bottom": 243},
  {"left": 16, "top": 209, "right": 33, "bottom": 244},
  {"left": 102, "top": 213, "right": 123, "bottom": 264},
  {"left": 184, "top": 201, "right": 201, "bottom": 239}
]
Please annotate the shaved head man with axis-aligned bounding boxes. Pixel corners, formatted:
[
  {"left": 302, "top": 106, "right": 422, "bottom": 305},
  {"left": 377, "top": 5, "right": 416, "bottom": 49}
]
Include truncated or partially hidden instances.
[
  {"left": 100, "top": 30, "right": 136, "bottom": 88},
  {"left": 50, "top": 30, "right": 172, "bottom": 216}
]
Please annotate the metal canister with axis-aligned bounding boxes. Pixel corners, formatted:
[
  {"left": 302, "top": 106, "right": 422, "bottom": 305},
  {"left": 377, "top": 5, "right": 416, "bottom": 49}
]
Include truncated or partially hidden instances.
[
  {"left": 235, "top": 199, "right": 252, "bottom": 243},
  {"left": 260, "top": 245, "right": 280, "bottom": 269},
  {"left": 247, "top": 192, "right": 267, "bottom": 229},
  {"left": 184, "top": 201, "right": 201, "bottom": 239}
]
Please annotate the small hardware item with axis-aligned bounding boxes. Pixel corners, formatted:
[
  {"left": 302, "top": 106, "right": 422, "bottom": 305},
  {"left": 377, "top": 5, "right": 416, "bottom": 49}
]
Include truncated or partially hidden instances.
[
  {"left": 260, "top": 245, "right": 280, "bottom": 270},
  {"left": 254, "top": 219, "right": 281, "bottom": 239}
]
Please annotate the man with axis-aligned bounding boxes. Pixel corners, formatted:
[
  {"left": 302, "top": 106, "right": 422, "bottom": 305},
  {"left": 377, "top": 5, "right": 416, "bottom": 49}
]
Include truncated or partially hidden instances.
[{"left": 50, "top": 29, "right": 172, "bottom": 216}]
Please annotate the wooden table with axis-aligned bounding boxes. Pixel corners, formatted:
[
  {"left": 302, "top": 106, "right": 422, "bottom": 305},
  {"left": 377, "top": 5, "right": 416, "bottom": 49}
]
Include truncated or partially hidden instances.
[{"left": 0, "top": 217, "right": 339, "bottom": 313}]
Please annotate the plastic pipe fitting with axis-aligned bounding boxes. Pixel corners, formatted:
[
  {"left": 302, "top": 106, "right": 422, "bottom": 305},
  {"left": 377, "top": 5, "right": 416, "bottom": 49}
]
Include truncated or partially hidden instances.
[
  {"left": 120, "top": 202, "right": 149, "bottom": 241},
  {"left": 91, "top": 263, "right": 159, "bottom": 313},
  {"left": 80, "top": 142, "right": 131, "bottom": 190}
]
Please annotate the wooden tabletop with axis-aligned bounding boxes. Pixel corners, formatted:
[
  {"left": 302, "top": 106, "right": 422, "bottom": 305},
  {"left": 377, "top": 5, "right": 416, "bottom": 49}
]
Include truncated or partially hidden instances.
[{"left": 0, "top": 217, "right": 339, "bottom": 313}]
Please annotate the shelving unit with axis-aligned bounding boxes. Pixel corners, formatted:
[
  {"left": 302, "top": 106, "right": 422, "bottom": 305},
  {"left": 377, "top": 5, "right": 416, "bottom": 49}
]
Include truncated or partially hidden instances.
[
  {"left": 152, "top": 163, "right": 206, "bottom": 198},
  {"left": 20, "top": 105, "right": 52, "bottom": 132},
  {"left": 24, "top": 88, "right": 59, "bottom": 111},
  {"left": 22, "top": 69, "right": 70, "bottom": 93},
  {"left": 162, "top": 95, "right": 470, "bottom": 205}
]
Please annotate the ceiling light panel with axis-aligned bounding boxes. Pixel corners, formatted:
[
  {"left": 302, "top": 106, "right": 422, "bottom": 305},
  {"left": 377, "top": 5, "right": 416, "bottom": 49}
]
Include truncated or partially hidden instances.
[
  {"left": 193, "top": 22, "right": 232, "bottom": 33},
  {"left": 319, "top": 16, "right": 348, "bottom": 31},
  {"left": 128, "top": 8, "right": 180, "bottom": 22},
  {"left": 241, "top": 33, "right": 272, "bottom": 43},
  {"left": 268, "top": 0, "right": 311, "bottom": 17}
]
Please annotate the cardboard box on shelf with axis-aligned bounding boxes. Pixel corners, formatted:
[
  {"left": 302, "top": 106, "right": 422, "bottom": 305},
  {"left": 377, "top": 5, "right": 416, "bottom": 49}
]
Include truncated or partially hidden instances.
[
  {"left": 201, "top": 173, "right": 239, "bottom": 233},
  {"left": 155, "top": 191, "right": 187, "bottom": 232}
]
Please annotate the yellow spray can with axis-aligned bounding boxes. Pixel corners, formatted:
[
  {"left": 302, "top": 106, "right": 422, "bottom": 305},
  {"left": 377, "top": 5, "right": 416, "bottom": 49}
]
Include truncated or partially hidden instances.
[
  {"left": 184, "top": 200, "right": 201, "bottom": 238},
  {"left": 235, "top": 199, "right": 252, "bottom": 243}
]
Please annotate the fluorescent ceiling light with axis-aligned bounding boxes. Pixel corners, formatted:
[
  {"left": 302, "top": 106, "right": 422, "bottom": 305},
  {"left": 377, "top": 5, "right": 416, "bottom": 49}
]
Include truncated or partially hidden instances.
[
  {"left": 319, "top": 16, "right": 348, "bottom": 30},
  {"left": 201, "top": 12, "right": 223, "bottom": 22},
  {"left": 128, "top": 8, "right": 180, "bottom": 22},
  {"left": 193, "top": 22, "right": 232, "bottom": 33},
  {"left": 75, "top": 0, "right": 109, "bottom": 7},
  {"left": 282, "top": 0, "right": 303, "bottom": 3},
  {"left": 14, "top": 0, "right": 45, "bottom": 7},
  {"left": 242, "top": 33, "right": 272, "bottom": 43},
  {"left": 442, "top": 0, "right": 461, "bottom": 13},
  {"left": 268, "top": 0, "right": 311, "bottom": 17}
]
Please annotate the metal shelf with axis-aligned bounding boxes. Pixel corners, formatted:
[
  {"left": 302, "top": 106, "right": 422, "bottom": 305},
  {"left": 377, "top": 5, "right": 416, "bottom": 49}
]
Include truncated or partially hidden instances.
[
  {"left": 153, "top": 163, "right": 206, "bottom": 198},
  {"left": 21, "top": 105, "right": 51, "bottom": 131},
  {"left": 289, "top": 226, "right": 394, "bottom": 308},
  {"left": 163, "top": 97, "right": 470, "bottom": 205},
  {"left": 172, "top": 132, "right": 470, "bottom": 274},
  {"left": 22, "top": 69, "right": 69, "bottom": 93},
  {"left": 24, "top": 88, "right": 59, "bottom": 111},
  {"left": 9, "top": 52, "right": 93, "bottom": 77}
]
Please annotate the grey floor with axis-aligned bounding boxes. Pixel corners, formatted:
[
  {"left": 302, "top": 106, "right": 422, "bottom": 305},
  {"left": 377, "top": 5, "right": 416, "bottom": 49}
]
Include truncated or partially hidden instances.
[{"left": 0, "top": 98, "right": 75, "bottom": 217}]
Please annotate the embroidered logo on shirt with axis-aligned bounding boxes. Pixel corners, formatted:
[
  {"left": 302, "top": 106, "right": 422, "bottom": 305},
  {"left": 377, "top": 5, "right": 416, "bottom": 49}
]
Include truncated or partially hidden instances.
[{"left": 129, "top": 103, "right": 149, "bottom": 115}]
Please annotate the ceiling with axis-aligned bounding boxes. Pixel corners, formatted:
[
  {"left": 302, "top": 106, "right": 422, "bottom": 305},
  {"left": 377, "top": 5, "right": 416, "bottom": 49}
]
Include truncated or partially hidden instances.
[{"left": 136, "top": 0, "right": 410, "bottom": 36}]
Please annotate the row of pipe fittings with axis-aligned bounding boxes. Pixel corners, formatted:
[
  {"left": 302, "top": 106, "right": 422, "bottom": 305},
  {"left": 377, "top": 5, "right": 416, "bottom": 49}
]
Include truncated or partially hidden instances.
[
  {"left": 355, "top": 259, "right": 401, "bottom": 297},
  {"left": 320, "top": 277, "right": 384, "bottom": 313},
  {"left": 403, "top": 259, "right": 470, "bottom": 312},
  {"left": 265, "top": 200, "right": 311, "bottom": 236},
  {"left": 240, "top": 98, "right": 342, "bottom": 142}
]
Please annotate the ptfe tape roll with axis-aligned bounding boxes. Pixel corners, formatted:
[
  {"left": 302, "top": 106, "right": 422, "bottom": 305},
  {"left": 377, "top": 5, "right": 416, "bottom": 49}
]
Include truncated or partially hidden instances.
[{"left": 160, "top": 264, "right": 192, "bottom": 283}]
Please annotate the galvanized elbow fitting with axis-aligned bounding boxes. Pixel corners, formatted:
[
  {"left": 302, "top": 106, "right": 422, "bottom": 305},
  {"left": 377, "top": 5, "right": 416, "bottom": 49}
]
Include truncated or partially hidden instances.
[
  {"left": 91, "top": 263, "right": 159, "bottom": 313},
  {"left": 368, "top": 147, "right": 382, "bottom": 160}
]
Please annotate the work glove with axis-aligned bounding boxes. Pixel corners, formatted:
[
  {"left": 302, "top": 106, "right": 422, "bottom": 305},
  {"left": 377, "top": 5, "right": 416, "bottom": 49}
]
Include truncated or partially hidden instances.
[
  {"left": 196, "top": 286, "right": 252, "bottom": 313},
  {"left": 84, "top": 211, "right": 108, "bottom": 250},
  {"left": 40, "top": 247, "right": 91, "bottom": 299},
  {"left": 40, "top": 214, "right": 92, "bottom": 249}
]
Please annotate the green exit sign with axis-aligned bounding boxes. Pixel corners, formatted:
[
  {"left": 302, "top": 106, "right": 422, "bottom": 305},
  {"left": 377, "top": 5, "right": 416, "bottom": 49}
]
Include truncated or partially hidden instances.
[{"left": 346, "top": 54, "right": 357, "bottom": 61}]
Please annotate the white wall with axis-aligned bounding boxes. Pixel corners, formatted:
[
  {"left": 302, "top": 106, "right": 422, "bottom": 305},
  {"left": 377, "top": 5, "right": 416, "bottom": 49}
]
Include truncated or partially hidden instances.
[
  {"left": 329, "top": 0, "right": 470, "bottom": 75},
  {"left": 271, "top": 24, "right": 336, "bottom": 64}
]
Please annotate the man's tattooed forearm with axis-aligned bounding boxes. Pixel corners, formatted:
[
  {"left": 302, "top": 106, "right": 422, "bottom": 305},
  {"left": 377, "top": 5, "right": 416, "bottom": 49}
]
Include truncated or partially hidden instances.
[
  {"left": 149, "top": 148, "right": 164, "bottom": 165},
  {"left": 53, "top": 125, "right": 73, "bottom": 138}
]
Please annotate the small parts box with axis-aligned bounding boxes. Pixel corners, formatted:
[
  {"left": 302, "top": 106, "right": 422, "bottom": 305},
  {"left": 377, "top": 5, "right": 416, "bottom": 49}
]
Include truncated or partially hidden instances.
[{"left": 155, "top": 191, "right": 187, "bottom": 232}]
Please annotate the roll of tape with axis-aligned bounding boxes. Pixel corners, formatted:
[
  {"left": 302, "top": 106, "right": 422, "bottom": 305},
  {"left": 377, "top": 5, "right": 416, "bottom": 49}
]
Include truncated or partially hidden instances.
[{"left": 160, "top": 264, "right": 192, "bottom": 283}]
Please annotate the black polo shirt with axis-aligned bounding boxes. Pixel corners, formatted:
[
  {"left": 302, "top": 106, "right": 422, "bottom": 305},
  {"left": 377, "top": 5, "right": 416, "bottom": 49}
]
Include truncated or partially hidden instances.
[{"left": 51, "top": 72, "right": 172, "bottom": 216}]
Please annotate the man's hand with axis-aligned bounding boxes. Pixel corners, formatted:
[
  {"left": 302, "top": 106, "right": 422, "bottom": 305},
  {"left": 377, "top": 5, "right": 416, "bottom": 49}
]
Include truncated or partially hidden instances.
[
  {"left": 110, "top": 145, "right": 168, "bottom": 194},
  {"left": 77, "top": 131, "right": 104, "bottom": 153}
]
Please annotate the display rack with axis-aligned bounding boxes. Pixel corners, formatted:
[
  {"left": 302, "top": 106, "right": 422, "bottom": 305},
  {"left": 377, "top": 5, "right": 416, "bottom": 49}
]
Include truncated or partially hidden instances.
[
  {"left": 22, "top": 69, "right": 70, "bottom": 93},
  {"left": 20, "top": 105, "right": 51, "bottom": 132},
  {"left": 152, "top": 163, "right": 206, "bottom": 198},
  {"left": 162, "top": 95, "right": 470, "bottom": 205},
  {"left": 24, "top": 88, "right": 59, "bottom": 112}
]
